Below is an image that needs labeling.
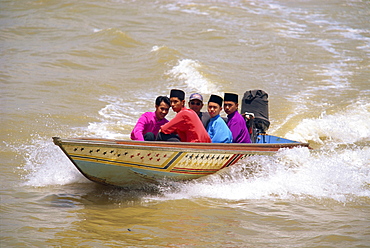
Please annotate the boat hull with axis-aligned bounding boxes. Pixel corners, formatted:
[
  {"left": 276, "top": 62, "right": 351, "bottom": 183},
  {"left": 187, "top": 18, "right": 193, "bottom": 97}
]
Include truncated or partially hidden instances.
[{"left": 53, "top": 137, "right": 309, "bottom": 187}]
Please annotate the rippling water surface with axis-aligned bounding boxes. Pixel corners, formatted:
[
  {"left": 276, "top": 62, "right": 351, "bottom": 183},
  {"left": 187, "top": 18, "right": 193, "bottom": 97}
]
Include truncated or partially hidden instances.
[{"left": 1, "top": 0, "right": 369, "bottom": 247}]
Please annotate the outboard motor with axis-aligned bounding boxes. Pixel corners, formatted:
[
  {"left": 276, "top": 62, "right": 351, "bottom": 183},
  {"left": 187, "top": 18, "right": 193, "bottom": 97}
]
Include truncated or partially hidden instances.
[{"left": 241, "top": 90, "right": 270, "bottom": 143}]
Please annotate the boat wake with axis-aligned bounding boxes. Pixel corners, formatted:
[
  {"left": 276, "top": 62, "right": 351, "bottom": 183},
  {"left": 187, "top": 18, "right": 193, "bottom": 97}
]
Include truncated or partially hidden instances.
[{"left": 151, "top": 145, "right": 369, "bottom": 203}]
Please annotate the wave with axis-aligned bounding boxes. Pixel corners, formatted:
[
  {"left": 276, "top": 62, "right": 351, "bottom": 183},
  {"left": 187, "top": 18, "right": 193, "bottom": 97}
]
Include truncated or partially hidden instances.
[
  {"left": 92, "top": 27, "right": 142, "bottom": 47},
  {"left": 151, "top": 146, "right": 370, "bottom": 203},
  {"left": 166, "top": 59, "right": 221, "bottom": 95},
  {"left": 286, "top": 101, "right": 370, "bottom": 144}
]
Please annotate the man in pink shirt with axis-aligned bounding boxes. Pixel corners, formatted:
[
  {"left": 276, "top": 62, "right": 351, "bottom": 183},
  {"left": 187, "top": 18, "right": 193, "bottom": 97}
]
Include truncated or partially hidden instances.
[
  {"left": 130, "top": 96, "right": 170, "bottom": 141},
  {"left": 158, "top": 89, "right": 211, "bottom": 143}
]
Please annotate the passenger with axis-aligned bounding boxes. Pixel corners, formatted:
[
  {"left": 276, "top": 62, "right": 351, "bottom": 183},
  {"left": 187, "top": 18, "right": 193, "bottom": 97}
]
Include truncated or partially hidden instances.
[
  {"left": 158, "top": 89, "right": 211, "bottom": 143},
  {"left": 206, "top": 95, "right": 232, "bottom": 143},
  {"left": 188, "top": 93, "right": 211, "bottom": 128},
  {"left": 224, "top": 93, "right": 251, "bottom": 143},
  {"left": 130, "top": 96, "right": 170, "bottom": 141}
]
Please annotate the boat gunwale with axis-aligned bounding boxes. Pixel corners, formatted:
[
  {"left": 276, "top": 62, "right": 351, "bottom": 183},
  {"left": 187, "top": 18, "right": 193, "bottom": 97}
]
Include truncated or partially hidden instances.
[{"left": 53, "top": 137, "right": 310, "bottom": 153}]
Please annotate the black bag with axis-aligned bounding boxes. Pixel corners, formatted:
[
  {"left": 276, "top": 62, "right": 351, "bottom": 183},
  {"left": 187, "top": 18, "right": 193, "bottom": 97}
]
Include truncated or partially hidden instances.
[{"left": 241, "top": 90, "right": 270, "bottom": 142}]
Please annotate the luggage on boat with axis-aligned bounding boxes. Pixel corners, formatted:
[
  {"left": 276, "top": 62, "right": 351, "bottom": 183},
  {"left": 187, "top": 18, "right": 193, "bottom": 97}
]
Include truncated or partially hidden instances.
[{"left": 241, "top": 89, "right": 270, "bottom": 142}]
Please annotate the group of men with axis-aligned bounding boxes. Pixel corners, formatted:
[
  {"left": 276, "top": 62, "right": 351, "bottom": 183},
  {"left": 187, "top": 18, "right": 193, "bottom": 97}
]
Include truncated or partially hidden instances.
[{"left": 130, "top": 89, "right": 251, "bottom": 143}]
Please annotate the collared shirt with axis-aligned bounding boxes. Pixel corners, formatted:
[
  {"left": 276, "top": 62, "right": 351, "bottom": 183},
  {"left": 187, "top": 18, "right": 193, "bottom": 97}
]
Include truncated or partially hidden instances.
[
  {"left": 131, "top": 112, "right": 169, "bottom": 141},
  {"left": 207, "top": 114, "right": 233, "bottom": 143},
  {"left": 160, "top": 107, "right": 211, "bottom": 143},
  {"left": 227, "top": 110, "right": 251, "bottom": 143}
]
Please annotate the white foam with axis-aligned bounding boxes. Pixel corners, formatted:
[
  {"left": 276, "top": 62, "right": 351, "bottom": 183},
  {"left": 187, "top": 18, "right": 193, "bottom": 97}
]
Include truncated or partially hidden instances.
[
  {"left": 15, "top": 135, "right": 88, "bottom": 187},
  {"left": 161, "top": 2, "right": 209, "bottom": 16},
  {"left": 153, "top": 146, "right": 370, "bottom": 202},
  {"left": 286, "top": 101, "right": 370, "bottom": 144},
  {"left": 167, "top": 59, "right": 220, "bottom": 95},
  {"left": 313, "top": 39, "right": 341, "bottom": 56},
  {"left": 151, "top": 45, "right": 162, "bottom": 52},
  {"left": 86, "top": 95, "right": 139, "bottom": 139}
]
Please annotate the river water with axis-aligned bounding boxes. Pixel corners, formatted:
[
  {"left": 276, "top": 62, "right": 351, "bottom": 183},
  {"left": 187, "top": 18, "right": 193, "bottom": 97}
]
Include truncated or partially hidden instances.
[{"left": 1, "top": 0, "right": 369, "bottom": 247}]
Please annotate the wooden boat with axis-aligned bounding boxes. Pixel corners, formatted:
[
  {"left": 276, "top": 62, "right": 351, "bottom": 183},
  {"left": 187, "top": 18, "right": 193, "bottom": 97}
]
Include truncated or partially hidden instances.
[{"left": 53, "top": 136, "right": 309, "bottom": 187}]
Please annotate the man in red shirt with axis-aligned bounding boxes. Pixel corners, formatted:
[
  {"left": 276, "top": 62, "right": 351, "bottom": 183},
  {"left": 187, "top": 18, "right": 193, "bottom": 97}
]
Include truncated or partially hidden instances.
[{"left": 158, "top": 89, "right": 211, "bottom": 143}]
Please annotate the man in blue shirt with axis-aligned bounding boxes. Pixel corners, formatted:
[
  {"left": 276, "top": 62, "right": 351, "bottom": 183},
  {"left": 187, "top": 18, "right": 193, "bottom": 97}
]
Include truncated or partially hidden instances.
[{"left": 206, "top": 95, "right": 233, "bottom": 143}]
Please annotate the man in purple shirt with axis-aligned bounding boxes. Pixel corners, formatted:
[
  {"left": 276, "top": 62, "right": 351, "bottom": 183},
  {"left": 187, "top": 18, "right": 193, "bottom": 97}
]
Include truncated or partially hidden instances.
[
  {"left": 224, "top": 93, "right": 251, "bottom": 143},
  {"left": 131, "top": 96, "right": 170, "bottom": 141}
]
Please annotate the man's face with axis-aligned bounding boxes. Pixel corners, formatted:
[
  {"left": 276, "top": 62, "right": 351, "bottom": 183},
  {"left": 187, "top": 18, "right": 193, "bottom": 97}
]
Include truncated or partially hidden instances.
[
  {"left": 155, "top": 101, "right": 170, "bottom": 120},
  {"left": 224, "top": 101, "right": 238, "bottom": 115},
  {"left": 208, "top": 102, "right": 222, "bottom": 118},
  {"left": 188, "top": 99, "right": 203, "bottom": 114},
  {"left": 170, "top": 97, "right": 184, "bottom": 113}
]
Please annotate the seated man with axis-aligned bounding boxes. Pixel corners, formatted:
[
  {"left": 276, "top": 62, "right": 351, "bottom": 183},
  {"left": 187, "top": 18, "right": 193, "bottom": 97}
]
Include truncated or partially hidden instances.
[
  {"left": 188, "top": 93, "right": 211, "bottom": 128},
  {"left": 130, "top": 96, "right": 170, "bottom": 141},
  {"left": 206, "top": 95, "right": 232, "bottom": 143},
  {"left": 158, "top": 89, "right": 211, "bottom": 143},
  {"left": 224, "top": 93, "right": 251, "bottom": 143}
]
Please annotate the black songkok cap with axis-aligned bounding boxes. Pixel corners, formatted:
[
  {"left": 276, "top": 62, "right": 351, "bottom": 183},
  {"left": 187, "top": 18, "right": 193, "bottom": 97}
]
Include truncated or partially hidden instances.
[
  {"left": 208, "top": 94, "right": 223, "bottom": 107},
  {"left": 224, "top": 93, "right": 238, "bottom": 103},
  {"left": 170, "top": 89, "right": 185, "bottom": 101}
]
